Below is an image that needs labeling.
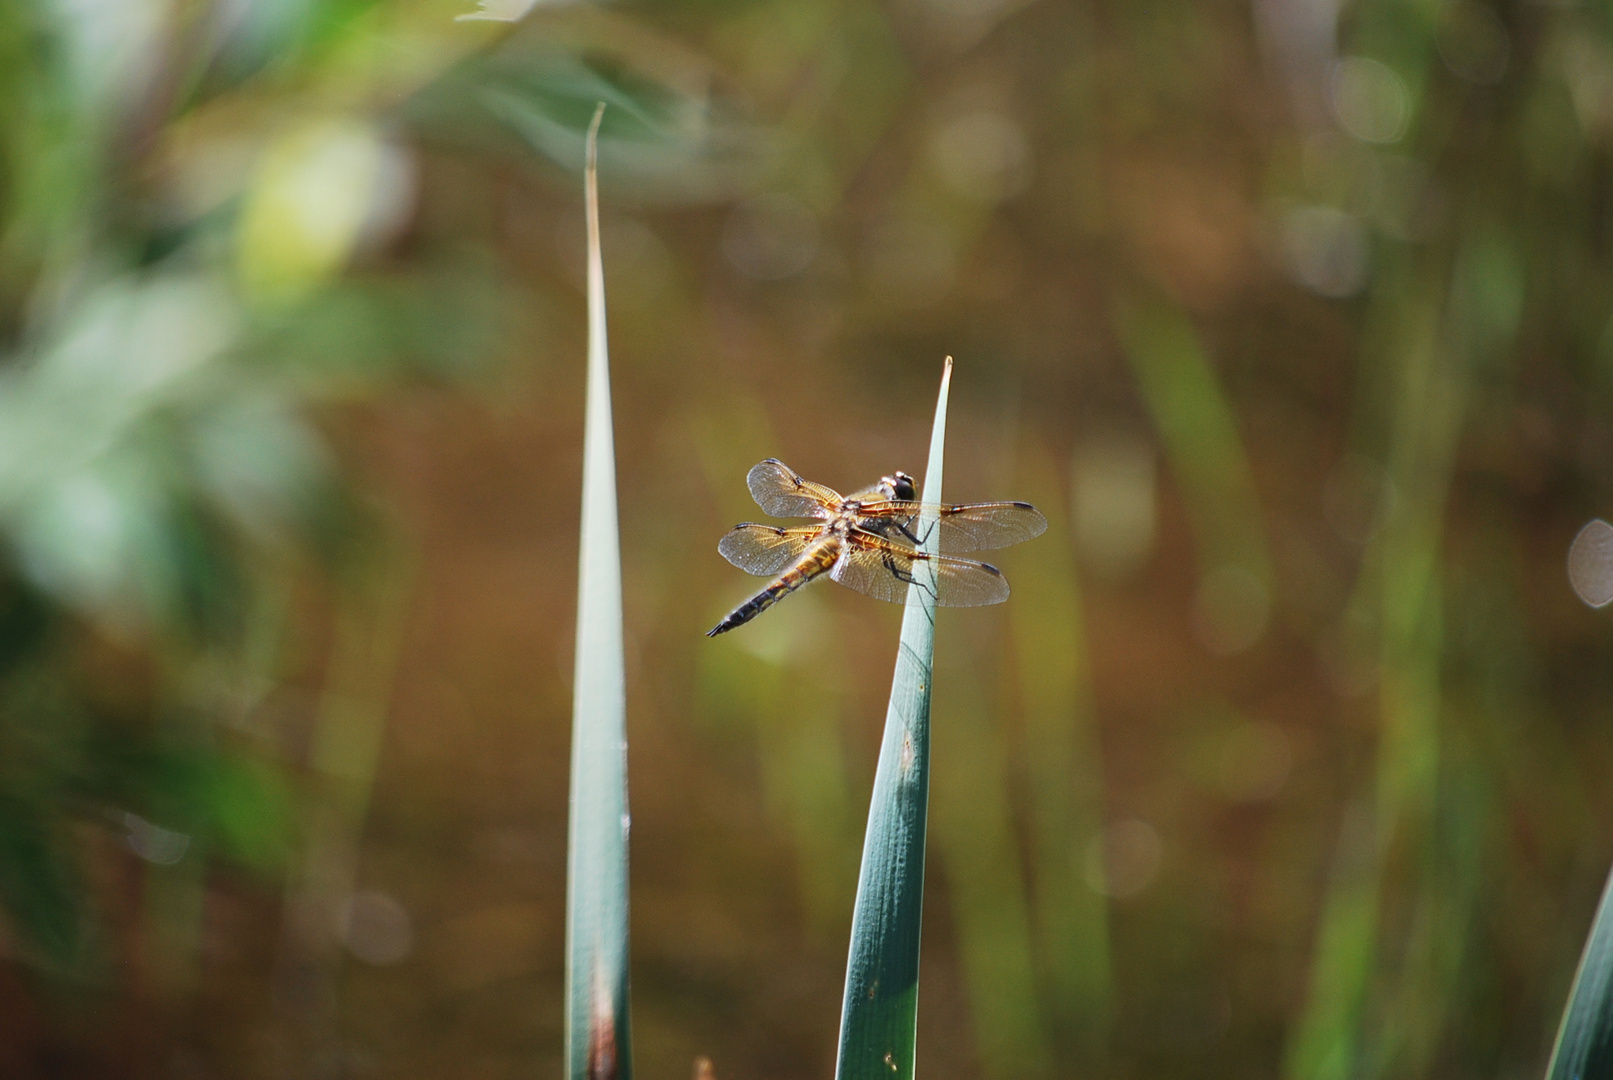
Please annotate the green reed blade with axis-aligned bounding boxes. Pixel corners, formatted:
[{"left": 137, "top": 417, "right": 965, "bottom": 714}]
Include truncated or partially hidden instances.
[
  {"left": 1115, "top": 294, "right": 1273, "bottom": 654},
  {"left": 1547, "top": 863, "right": 1613, "bottom": 1080},
  {"left": 929, "top": 644, "right": 1051, "bottom": 1079},
  {"left": 565, "top": 104, "right": 632, "bottom": 1080},
  {"left": 835, "top": 357, "right": 952, "bottom": 1080},
  {"left": 1006, "top": 442, "right": 1110, "bottom": 1057}
]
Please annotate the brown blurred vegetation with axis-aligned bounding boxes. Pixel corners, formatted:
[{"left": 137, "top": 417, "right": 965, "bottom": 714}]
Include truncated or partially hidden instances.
[{"left": 2, "top": 0, "right": 1613, "bottom": 1078}]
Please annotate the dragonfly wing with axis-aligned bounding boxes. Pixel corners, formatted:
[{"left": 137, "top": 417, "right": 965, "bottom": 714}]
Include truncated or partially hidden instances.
[
  {"left": 858, "top": 500, "right": 1048, "bottom": 552},
  {"left": 831, "top": 533, "right": 1010, "bottom": 606},
  {"left": 746, "top": 459, "right": 843, "bottom": 519},
  {"left": 718, "top": 524, "right": 819, "bottom": 576}
]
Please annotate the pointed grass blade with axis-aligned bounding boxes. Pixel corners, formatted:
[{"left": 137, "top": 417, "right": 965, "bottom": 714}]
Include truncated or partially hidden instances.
[
  {"left": 835, "top": 357, "right": 952, "bottom": 1080},
  {"left": 1547, "top": 862, "right": 1613, "bottom": 1080},
  {"left": 565, "top": 103, "right": 632, "bottom": 1080}
]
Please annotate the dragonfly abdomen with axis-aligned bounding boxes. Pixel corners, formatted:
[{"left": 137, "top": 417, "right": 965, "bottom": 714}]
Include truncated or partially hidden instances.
[{"left": 706, "top": 540, "right": 839, "bottom": 636}]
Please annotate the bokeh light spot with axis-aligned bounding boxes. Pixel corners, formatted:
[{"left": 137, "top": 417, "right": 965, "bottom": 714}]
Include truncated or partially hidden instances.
[
  {"left": 124, "top": 812, "right": 191, "bottom": 866},
  {"left": 1330, "top": 57, "right": 1411, "bottom": 144},
  {"left": 929, "top": 110, "right": 1032, "bottom": 203},
  {"left": 337, "top": 890, "right": 414, "bottom": 966},
  {"left": 1568, "top": 519, "right": 1613, "bottom": 608},
  {"left": 1084, "top": 819, "right": 1163, "bottom": 898},
  {"left": 1282, "top": 205, "right": 1369, "bottom": 298},
  {"left": 721, "top": 194, "right": 820, "bottom": 281},
  {"left": 236, "top": 119, "right": 402, "bottom": 304},
  {"left": 1437, "top": 3, "right": 1510, "bottom": 86}
]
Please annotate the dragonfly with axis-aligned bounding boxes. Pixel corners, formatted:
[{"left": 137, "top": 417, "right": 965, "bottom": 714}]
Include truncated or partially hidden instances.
[{"left": 707, "top": 458, "right": 1047, "bottom": 636}]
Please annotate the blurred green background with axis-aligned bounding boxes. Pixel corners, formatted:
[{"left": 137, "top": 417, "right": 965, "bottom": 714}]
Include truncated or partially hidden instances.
[{"left": 0, "top": 0, "right": 1610, "bottom": 1077}]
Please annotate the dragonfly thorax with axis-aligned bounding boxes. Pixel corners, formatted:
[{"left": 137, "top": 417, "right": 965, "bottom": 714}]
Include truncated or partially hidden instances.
[{"left": 824, "top": 509, "right": 859, "bottom": 535}]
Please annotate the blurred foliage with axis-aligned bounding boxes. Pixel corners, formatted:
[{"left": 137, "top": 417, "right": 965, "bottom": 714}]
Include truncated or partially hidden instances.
[
  {"left": 3, "top": 0, "right": 1613, "bottom": 1078},
  {"left": 0, "top": 0, "right": 738, "bottom": 1072}
]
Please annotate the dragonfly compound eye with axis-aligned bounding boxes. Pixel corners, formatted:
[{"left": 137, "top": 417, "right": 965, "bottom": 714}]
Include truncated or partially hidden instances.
[{"left": 889, "top": 471, "right": 916, "bottom": 501}]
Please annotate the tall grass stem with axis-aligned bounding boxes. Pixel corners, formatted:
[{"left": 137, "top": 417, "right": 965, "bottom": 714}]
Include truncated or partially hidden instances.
[{"left": 564, "top": 103, "right": 633, "bottom": 1080}]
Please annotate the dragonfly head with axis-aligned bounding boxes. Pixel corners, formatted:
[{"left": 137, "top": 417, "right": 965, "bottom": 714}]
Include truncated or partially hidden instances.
[{"left": 881, "top": 471, "right": 916, "bottom": 502}]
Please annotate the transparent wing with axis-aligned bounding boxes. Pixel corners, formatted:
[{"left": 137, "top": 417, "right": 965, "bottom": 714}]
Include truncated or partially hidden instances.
[
  {"left": 830, "top": 532, "right": 1009, "bottom": 607},
  {"left": 746, "top": 459, "right": 843, "bottom": 519},
  {"left": 718, "top": 524, "right": 819, "bottom": 576},
  {"left": 856, "top": 500, "right": 1047, "bottom": 552}
]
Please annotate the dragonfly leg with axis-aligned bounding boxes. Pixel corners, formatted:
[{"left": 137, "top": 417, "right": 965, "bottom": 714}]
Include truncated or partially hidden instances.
[{"left": 883, "top": 552, "right": 937, "bottom": 601}]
